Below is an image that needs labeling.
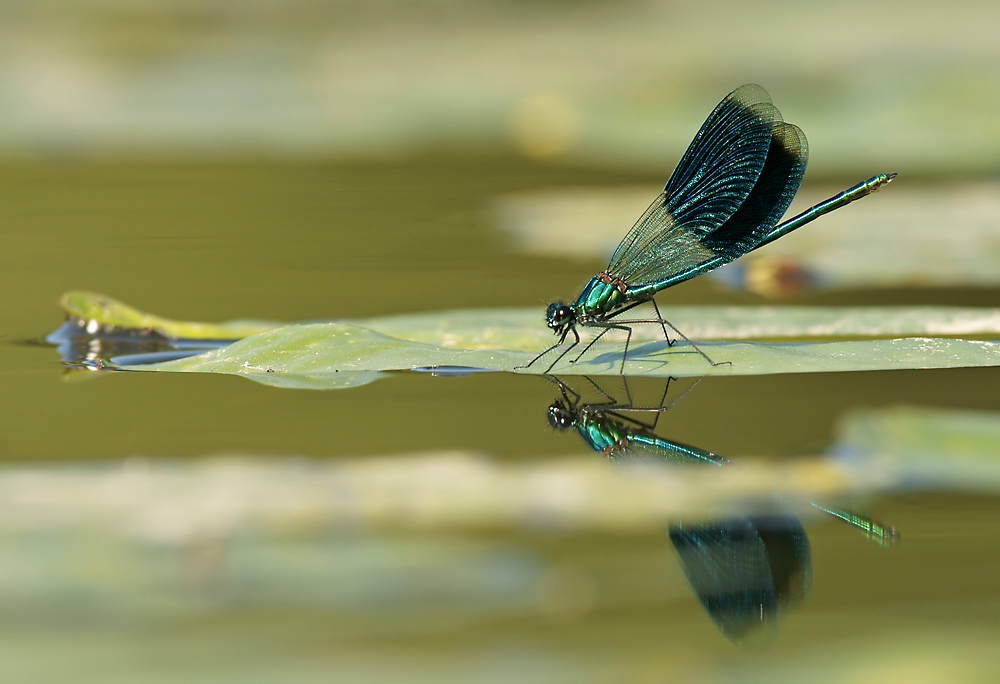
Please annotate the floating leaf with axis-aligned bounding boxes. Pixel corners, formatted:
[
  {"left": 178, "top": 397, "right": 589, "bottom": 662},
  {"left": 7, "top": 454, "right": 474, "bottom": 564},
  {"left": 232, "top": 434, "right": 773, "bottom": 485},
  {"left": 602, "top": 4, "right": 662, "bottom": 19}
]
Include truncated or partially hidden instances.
[
  {"left": 121, "top": 323, "right": 521, "bottom": 385},
  {"left": 60, "top": 291, "right": 280, "bottom": 340},
  {"left": 358, "top": 305, "right": 1000, "bottom": 345},
  {"left": 119, "top": 321, "right": 1000, "bottom": 388},
  {"left": 60, "top": 291, "right": 1000, "bottom": 344},
  {"left": 54, "top": 292, "right": 1000, "bottom": 387}
]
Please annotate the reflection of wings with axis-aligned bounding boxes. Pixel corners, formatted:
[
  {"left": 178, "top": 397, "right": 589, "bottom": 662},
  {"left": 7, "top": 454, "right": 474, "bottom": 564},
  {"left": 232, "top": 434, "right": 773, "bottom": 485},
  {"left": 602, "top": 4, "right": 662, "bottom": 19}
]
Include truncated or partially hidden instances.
[
  {"left": 606, "top": 84, "right": 808, "bottom": 293},
  {"left": 668, "top": 517, "right": 811, "bottom": 644}
]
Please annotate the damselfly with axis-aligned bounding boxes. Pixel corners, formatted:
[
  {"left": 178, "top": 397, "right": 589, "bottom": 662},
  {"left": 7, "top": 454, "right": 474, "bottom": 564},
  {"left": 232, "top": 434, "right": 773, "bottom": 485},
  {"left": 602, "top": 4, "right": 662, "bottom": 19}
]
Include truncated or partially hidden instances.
[
  {"left": 545, "top": 375, "right": 897, "bottom": 548},
  {"left": 544, "top": 375, "right": 897, "bottom": 641},
  {"left": 523, "top": 85, "right": 895, "bottom": 373}
]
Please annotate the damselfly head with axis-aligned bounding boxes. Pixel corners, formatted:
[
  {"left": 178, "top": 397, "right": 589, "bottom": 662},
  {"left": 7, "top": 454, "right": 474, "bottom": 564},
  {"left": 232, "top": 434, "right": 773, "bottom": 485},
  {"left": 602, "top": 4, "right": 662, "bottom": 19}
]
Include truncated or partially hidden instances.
[
  {"left": 546, "top": 400, "right": 576, "bottom": 429},
  {"left": 545, "top": 302, "right": 575, "bottom": 335}
]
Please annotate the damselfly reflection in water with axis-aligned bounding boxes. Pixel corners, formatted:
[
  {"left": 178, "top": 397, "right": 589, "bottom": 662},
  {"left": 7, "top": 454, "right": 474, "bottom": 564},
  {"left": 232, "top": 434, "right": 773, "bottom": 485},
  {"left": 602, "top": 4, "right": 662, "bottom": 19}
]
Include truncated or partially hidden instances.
[
  {"left": 522, "top": 85, "right": 895, "bottom": 373},
  {"left": 545, "top": 375, "right": 896, "bottom": 643}
]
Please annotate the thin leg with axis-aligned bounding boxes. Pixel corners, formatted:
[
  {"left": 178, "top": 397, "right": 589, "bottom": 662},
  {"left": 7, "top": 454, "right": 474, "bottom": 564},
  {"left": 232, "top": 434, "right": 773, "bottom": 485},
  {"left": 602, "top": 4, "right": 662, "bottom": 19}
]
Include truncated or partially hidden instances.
[
  {"left": 588, "top": 375, "right": 640, "bottom": 412},
  {"left": 517, "top": 326, "right": 571, "bottom": 370},
  {"left": 581, "top": 376, "right": 618, "bottom": 407},
  {"left": 547, "top": 375, "right": 618, "bottom": 411},
  {"left": 609, "top": 317, "right": 726, "bottom": 366},
  {"left": 581, "top": 375, "right": 639, "bottom": 412},
  {"left": 601, "top": 376, "right": 677, "bottom": 430},
  {"left": 622, "top": 375, "right": 639, "bottom": 409},
  {"left": 570, "top": 326, "right": 614, "bottom": 364},
  {"left": 539, "top": 374, "right": 579, "bottom": 404},
  {"left": 603, "top": 378, "right": 663, "bottom": 430},
  {"left": 549, "top": 376, "right": 583, "bottom": 406},
  {"left": 656, "top": 375, "right": 704, "bottom": 424},
  {"left": 649, "top": 376, "right": 672, "bottom": 429},
  {"left": 605, "top": 375, "right": 703, "bottom": 431},
  {"left": 618, "top": 324, "right": 633, "bottom": 374},
  {"left": 574, "top": 321, "right": 632, "bottom": 373},
  {"left": 542, "top": 326, "right": 581, "bottom": 373},
  {"left": 604, "top": 409, "right": 659, "bottom": 430},
  {"left": 649, "top": 300, "right": 673, "bottom": 347},
  {"left": 552, "top": 374, "right": 701, "bottom": 432},
  {"left": 600, "top": 298, "right": 650, "bottom": 318},
  {"left": 603, "top": 299, "right": 726, "bottom": 366},
  {"left": 571, "top": 299, "right": 658, "bottom": 367},
  {"left": 659, "top": 319, "right": 724, "bottom": 366}
]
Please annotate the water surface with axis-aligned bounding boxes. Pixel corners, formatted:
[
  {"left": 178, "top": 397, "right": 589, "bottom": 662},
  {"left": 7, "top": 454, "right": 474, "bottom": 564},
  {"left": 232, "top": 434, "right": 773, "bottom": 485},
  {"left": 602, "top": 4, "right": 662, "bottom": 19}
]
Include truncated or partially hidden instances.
[{"left": 2, "top": 153, "right": 998, "bottom": 681}]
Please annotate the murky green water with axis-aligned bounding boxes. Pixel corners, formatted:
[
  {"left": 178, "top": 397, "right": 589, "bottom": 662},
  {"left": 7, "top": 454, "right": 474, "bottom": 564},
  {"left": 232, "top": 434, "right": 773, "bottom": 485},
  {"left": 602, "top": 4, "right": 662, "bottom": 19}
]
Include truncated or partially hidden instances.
[{"left": 2, "top": 155, "right": 1000, "bottom": 682}]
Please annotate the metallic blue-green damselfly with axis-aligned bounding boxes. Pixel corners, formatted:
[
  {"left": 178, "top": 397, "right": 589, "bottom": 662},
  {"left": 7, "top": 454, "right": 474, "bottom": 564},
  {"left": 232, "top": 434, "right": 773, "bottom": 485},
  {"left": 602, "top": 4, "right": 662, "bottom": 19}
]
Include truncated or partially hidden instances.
[
  {"left": 546, "top": 376, "right": 897, "bottom": 547},
  {"left": 523, "top": 85, "right": 895, "bottom": 373},
  {"left": 545, "top": 376, "right": 896, "bottom": 642}
]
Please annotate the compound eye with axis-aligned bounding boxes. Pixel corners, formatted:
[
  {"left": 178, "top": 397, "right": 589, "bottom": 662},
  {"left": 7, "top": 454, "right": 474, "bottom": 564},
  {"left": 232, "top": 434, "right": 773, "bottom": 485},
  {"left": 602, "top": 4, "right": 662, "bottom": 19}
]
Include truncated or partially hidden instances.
[
  {"left": 552, "top": 305, "right": 572, "bottom": 324},
  {"left": 547, "top": 403, "right": 571, "bottom": 428}
]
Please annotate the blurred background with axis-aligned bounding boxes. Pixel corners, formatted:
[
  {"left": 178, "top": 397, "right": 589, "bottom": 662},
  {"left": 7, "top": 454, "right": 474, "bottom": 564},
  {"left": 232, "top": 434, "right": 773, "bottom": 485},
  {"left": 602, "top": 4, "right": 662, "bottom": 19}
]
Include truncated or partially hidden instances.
[
  {"left": 1, "top": 1, "right": 1000, "bottom": 682},
  {"left": 2, "top": 0, "right": 997, "bottom": 172}
]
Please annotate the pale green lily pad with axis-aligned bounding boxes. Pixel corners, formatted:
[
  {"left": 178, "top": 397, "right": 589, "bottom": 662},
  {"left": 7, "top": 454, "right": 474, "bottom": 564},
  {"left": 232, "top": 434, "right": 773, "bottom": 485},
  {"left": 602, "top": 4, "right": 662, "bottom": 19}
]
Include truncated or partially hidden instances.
[
  {"left": 123, "top": 323, "right": 520, "bottom": 381},
  {"left": 60, "top": 291, "right": 280, "bottom": 340},
  {"left": 361, "top": 305, "right": 1000, "bottom": 347},
  {"left": 121, "top": 321, "right": 1000, "bottom": 387},
  {"left": 58, "top": 291, "right": 1000, "bottom": 387},
  {"left": 61, "top": 291, "right": 1000, "bottom": 345}
]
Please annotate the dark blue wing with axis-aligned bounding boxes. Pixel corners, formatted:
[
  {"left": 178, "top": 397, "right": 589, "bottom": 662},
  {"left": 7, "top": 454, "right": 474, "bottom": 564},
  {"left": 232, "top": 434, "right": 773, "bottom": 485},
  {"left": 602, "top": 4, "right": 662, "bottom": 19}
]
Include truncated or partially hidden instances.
[
  {"left": 669, "top": 520, "right": 779, "bottom": 643},
  {"left": 668, "top": 517, "right": 811, "bottom": 644},
  {"left": 700, "top": 121, "right": 807, "bottom": 257},
  {"left": 606, "top": 85, "right": 808, "bottom": 294}
]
